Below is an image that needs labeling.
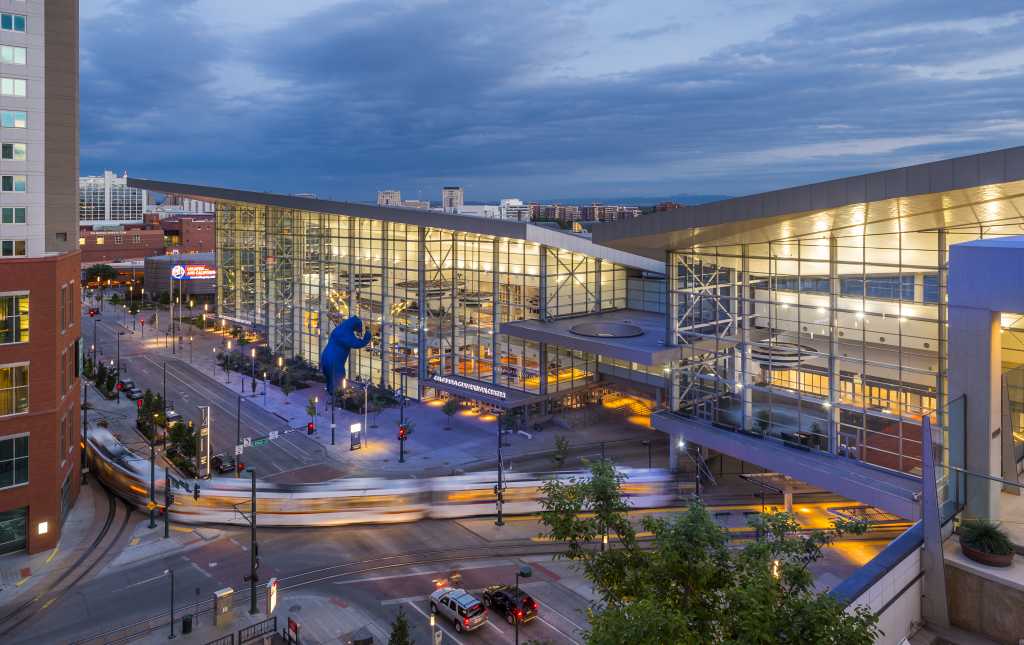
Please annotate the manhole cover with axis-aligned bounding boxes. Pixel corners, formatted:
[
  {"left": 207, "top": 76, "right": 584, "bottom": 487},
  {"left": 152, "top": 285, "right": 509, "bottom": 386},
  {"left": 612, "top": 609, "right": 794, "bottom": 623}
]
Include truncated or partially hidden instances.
[{"left": 569, "top": 322, "right": 644, "bottom": 338}]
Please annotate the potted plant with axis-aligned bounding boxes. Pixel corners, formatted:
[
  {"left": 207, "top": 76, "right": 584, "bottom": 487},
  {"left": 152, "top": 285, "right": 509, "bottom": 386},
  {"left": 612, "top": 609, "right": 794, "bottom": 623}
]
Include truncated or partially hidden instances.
[{"left": 959, "top": 518, "right": 1015, "bottom": 567}]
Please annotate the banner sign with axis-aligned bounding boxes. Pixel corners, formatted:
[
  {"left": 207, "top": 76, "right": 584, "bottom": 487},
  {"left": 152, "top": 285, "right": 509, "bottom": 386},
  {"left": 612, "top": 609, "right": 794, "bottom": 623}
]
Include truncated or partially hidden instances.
[
  {"left": 432, "top": 374, "right": 507, "bottom": 400},
  {"left": 171, "top": 264, "right": 216, "bottom": 280}
]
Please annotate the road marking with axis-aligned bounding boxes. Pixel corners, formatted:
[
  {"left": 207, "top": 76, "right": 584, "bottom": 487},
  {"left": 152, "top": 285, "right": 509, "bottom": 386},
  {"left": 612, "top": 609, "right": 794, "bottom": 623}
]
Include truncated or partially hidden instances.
[
  {"left": 381, "top": 595, "right": 429, "bottom": 606},
  {"left": 129, "top": 537, "right": 140, "bottom": 546},
  {"left": 45, "top": 546, "right": 59, "bottom": 563},
  {"left": 172, "top": 526, "right": 192, "bottom": 533},
  {"left": 124, "top": 573, "right": 166, "bottom": 589},
  {"left": 483, "top": 619, "right": 513, "bottom": 643},
  {"left": 531, "top": 598, "right": 585, "bottom": 631},
  {"left": 404, "top": 601, "right": 465, "bottom": 645},
  {"left": 537, "top": 615, "right": 582, "bottom": 644},
  {"left": 333, "top": 561, "right": 506, "bottom": 587},
  {"left": 41, "top": 598, "right": 55, "bottom": 609},
  {"left": 15, "top": 576, "right": 30, "bottom": 587}
]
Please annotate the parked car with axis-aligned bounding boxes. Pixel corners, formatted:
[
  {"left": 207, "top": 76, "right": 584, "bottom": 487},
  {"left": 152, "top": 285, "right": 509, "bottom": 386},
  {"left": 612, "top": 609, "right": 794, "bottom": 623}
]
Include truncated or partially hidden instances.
[
  {"left": 119, "top": 378, "right": 136, "bottom": 392},
  {"left": 430, "top": 587, "right": 487, "bottom": 632},
  {"left": 482, "top": 585, "right": 538, "bottom": 625},
  {"left": 126, "top": 387, "right": 144, "bottom": 400}
]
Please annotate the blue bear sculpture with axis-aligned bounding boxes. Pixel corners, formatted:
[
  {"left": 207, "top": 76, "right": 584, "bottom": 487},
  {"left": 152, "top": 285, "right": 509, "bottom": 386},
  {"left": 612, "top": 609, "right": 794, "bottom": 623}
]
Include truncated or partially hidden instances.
[{"left": 320, "top": 315, "right": 372, "bottom": 395}]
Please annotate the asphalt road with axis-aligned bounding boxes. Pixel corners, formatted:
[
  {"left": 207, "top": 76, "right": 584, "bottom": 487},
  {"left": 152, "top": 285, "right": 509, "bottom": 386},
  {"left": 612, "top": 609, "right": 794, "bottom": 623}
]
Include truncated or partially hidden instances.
[{"left": 85, "top": 315, "right": 344, "bottom": 481}]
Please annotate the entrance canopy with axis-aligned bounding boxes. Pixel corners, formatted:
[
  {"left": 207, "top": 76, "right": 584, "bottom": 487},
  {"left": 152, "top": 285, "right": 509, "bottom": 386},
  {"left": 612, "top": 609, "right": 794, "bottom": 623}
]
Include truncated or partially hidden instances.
[{"left": 425, "top": 374, "right": 547, "bottom": 409}]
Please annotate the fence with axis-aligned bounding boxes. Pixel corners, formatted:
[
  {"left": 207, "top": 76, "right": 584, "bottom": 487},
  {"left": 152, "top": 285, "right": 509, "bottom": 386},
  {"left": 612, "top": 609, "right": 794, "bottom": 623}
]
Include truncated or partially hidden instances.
[
  {"left": 239, "top": 616, "right": 277, "bottom": 644},
  {"left": 204, "top": 635, "right": 234, "bottom": 645}
]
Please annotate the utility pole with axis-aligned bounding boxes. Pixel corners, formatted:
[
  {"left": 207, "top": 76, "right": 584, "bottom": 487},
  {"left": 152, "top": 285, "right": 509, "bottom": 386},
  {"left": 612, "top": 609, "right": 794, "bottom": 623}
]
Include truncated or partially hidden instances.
[
  {"left": 115, "top": 332, "right": 122, "bottom": 403},
  {"left": 495, "top": 413, "right": 504, "bottom": 527},
  {"left": 149, "top": 433, "right": 157, "bottom": 529},
  {"left": 240, "top": 468, "right": 259, "bottom": 615},
  {"left": 236, "top": 395, "right": 242, "bottom": 479},
  {"left": 167, "top": 567, "right": 176, "bottom": 640},
  {"left": 164, "top": 469, "right": 172, "bottom": 538},
  {"left": 330, "top": 389, "right": 336, "bottom": 446}
]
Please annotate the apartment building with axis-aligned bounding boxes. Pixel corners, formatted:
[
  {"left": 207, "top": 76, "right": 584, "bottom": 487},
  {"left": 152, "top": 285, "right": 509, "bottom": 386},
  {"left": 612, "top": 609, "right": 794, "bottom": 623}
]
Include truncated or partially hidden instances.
[{"left": 0, "top": 0, "right": 81, "bottom": 555}]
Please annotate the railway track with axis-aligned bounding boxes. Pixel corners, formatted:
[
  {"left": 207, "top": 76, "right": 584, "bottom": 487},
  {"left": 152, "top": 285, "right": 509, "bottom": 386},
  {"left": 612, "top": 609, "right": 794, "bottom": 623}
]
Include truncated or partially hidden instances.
[
  {"left": 0, "top": 485, "right": 134, "bottom": 640},
  {"left": 71, "top": 540, "right": 572, "bottom": 645}
]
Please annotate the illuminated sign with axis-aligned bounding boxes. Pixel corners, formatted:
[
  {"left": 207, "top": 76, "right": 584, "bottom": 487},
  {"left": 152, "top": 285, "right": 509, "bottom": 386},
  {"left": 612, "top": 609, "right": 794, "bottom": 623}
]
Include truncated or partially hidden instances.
[
  {"left": 171, "top": 264, "right": 216, "bottom": 280},
  {"left": 432, "top": 375, "right": 507, "bottom": 400},
  {"left": 266, "top": 578, "right": 278, "bottom": 614}
]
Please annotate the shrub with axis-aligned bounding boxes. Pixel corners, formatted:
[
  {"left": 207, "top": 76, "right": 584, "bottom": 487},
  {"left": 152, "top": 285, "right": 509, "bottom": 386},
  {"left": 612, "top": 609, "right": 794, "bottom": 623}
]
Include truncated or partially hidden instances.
[{"left": 960, "top": 518, "right": 1014, "bottom": 556}]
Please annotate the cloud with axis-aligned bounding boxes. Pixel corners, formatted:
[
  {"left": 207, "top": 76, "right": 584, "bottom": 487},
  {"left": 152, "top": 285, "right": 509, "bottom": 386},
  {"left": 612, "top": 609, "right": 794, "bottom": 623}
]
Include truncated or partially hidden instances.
[{"left": 80, "top": 0, "right": 1024, "bottom": 200}]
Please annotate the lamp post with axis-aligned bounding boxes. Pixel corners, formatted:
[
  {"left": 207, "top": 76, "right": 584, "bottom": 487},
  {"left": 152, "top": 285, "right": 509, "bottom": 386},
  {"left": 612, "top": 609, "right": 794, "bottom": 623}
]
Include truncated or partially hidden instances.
[
  {"left": 149, "top": 414, "right": 158, "bottom": 529},
  {"left": 115, "top": 331, "right": 125, "bottom": 403},
  {"left": 167, "top": 568, "right": 176, "bottom": 640},
  {"left": 225, "top": 340, "right": 232, "bottom": 384},
  {"left": 495, "top": 412, "right": 505, "bottom": 527},
  {"left": 262, "top": 371, "right": 268, "bottom": 407},
  {"left": 188, "top": 336, "right": 193, "bottom": 364},
  {"left": 245, "top": 468, "right": 258, "bottom": 615},
  {"left": 249, "top": 347, "right": 256, "bottom": 392},
  {"left": 236, "top": 395, "right": 242, "bottom": 479},
  {"left": 514, "top": 565, "right": 533, "bottom": 645}
]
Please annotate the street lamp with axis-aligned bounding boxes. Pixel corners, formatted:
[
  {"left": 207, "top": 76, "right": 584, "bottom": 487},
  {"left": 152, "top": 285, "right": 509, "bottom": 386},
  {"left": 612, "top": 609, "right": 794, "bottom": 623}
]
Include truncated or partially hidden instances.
[
  {"left": 250, "top": 347, "right": 256, "bottom": 391},
  {"left": 189, "top": 335, "right": 193, "bottom": 364},
  {"left": 514, "top": 565, "right": 533, "bottom": 645},
  {"left": 225, "top": 340, "right": 233, "bottom": 384},
  {"left": 262, "top": 371, "right": 268, "bottom": 407}
]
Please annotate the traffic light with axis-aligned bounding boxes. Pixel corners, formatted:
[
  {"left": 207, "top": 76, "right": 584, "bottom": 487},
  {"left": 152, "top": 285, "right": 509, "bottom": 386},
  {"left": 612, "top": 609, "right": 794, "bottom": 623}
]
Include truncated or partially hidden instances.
[
  {"left": 115, "top": 382, "right": 123, "bottom": 391},
  {"left": 193, "top": 485, "right": 200, "bottom": 501},
  {"left": 306, "top": 422, "right": 315, "bottom": 435},
  {"left": 398, "top": 425, "right": 408, "bottom": 441},
  {"left": 89, "top": 309, "right": 95, "bottom": 318}
]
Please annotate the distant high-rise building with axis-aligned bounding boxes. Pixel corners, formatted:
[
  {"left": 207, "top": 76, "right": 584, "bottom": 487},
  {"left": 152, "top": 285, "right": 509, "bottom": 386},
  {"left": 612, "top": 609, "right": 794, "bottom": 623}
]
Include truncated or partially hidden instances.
[
  {"left": 441, "top": 186, "right": 464, "bottom": 213},
  {"left": 401, "top": 199, "right": 430, "bottom": 210},
  {"left": 655, "top": 201, "right": 683, "bottom": 212},
  {"left": 0, "top": 0, "right": 82, "bottom": 555},
  {"left": 79, "top": 170, "right": 147, "bottom": 224},
  {"left": 377, "top": 190, "right": 401, "bottom": 207}
]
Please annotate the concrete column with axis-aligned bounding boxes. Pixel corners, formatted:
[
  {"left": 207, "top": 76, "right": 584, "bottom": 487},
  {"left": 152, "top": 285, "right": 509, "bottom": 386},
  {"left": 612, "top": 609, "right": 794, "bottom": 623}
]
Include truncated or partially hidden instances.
[
  {"left": 347, "top": 221, "right": 356, "bottom": 380},
  {"left": 593, "top": 258, "right": 602, "bottom": 313},
  {"left": 380, "top": 222, "right": 390, "bottom": 388},
  {"left": 739, "top": 246, "right": 753, "bottom": 430},
  {"left": 417, "top": 227, "right": 427, "bottom": 399},
  {"left": 827, "top": 236, "right": 840, "bottom": 453},
  {"left": 491, "top": 238, "right": 500, "bottom": 385},
  {"left": 947, "top": 304, "right": 1001, "bottom": 520},
  {"left": 668, "top": 434, "right": 682, "bottom": 471},
  {"left": 783, "top": 486, "right": 794, "bottom": 513}
]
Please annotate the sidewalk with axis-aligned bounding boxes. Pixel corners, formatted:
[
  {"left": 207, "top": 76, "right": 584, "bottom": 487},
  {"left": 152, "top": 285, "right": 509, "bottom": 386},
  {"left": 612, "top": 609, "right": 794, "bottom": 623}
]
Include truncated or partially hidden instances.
[
  {"left": 0, "top": 478, "right": 105, "bottom": 604},
  {"left": 107, "top": 306, "right": 664, "bottom": 479}
]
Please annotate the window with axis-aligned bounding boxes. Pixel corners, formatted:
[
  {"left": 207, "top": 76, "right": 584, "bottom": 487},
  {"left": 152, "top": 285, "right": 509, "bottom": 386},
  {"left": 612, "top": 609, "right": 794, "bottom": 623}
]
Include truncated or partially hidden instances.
[
  {"left": 0, "top": 78, "right": 26, "bottom": 97},
  {"left": 1, "top": 143, "right": 25, "bottom": 160},
  {"left": 0, "top": 14, "right": 26, "bottom": 33},
  {"left": 0, "top": 240, "right": 25, "bottom": 256},
  {"left": 0, "top": 435, "right": 28, "bottom": 489},
  {"left": 94, "top": 236, "right": 104, "bottom": 245},
  {"left": 59, "top": 415, "right": 66, "bottom": 459},
  {"left": 132, "top": 234, "right": 141, "bottom": 243},
  {"left": 0, "top": 111, "right": 25, "bottom": 128},
  {"left": 923, "top": 274, "right": 940, "bottom": 304},
  {"left": 60, "top": 351, "right": 66, "bottom": 394},
  {"left": 78, "top": 237, "right": 84, "bottom": 246},
  {"left": 66, "top": 283, "right": 74, "bottom": 327},
  {"left": 1, "top": 175, "right": 25, "bottom": 191},
  {"left": 0, "top": 294, "right": 28, "bottom": 344},
  {"left": 842, "top": 275, "right": 914, "bottom": 300},
  {"left": 0, "top": 46, "right": 25, "bottom": 65},
  {"left": 113, "top": 235, "right": 123, "bottom": 245},
  {"left": 1, "top": 207, "right": 24, "bottom": 224},
  {"left": 0, "top": 364, "right": 28, "bottom": 416},
  {"left": 59, "top": 285, "right": 66, "bottom": 330}
]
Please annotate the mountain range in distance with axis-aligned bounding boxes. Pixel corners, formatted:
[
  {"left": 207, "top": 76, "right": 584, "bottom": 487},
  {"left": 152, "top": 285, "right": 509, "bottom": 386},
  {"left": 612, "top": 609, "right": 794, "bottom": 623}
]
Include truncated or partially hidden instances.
[{"left": 464, "top": 193, "right": 731, "bottom": 207}]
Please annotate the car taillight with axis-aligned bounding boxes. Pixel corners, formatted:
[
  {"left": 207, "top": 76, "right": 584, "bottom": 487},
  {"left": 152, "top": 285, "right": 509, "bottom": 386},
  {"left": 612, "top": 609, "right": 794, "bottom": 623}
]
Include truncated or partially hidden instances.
[
  {"left": 463, "top": 617, "right": 469, "bottom": 627},
  {"left": 516, "top": 609, "right": 523, "bottom": 618},
  {"left": 532, "top": 600, "right": 539, "bottom": 610}
]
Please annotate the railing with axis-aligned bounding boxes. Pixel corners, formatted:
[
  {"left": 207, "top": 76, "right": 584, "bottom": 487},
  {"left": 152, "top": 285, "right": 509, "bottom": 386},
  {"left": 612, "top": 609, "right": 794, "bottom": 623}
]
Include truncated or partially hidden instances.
[
  {"left": 239, "top": 616, "right": 277, "bottom": 644},
  {"left": 204, "top": 635, "right": 234, "bottom": 645}
]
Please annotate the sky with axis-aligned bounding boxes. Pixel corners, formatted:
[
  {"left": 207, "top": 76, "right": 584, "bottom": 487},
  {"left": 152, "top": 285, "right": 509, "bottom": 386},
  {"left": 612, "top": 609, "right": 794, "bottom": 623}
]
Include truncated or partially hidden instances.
[{"left": 80, "top": 0, "right": 1024, "bottom": 203}]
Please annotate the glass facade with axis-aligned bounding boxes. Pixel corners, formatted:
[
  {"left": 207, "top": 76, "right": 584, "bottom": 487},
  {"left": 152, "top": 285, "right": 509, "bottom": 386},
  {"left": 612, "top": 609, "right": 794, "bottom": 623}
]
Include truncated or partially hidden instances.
[
  {"left": 667, "top": 213, "right": 1024, "bottom": 476},
  {"left": 217, "top": 202, "right": 630, "bottom": 401}
]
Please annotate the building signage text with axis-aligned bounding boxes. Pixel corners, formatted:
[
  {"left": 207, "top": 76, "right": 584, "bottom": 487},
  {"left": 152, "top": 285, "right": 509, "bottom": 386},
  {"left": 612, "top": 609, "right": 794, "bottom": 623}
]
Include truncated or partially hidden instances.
[{"left": 432, "top": 375, "right": 507, "bottom": 400}]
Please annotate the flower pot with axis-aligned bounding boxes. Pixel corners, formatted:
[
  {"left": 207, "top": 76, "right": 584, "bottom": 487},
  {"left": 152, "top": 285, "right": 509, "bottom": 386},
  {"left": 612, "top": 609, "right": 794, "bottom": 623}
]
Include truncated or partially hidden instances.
[{"left": 960, "top": 539, "right": 1015, "bottom": 568}]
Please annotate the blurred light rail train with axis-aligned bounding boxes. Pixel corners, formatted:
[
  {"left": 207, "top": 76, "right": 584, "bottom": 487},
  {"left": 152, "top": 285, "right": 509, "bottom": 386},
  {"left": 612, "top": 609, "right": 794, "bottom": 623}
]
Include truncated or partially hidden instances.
[{"left": 86, "top": 428, "right": 679, "bottom": 527}]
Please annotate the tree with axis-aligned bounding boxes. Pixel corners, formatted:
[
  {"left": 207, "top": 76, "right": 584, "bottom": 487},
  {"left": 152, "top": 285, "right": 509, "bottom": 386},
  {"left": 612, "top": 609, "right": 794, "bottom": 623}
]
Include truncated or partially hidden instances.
[
  {"left": 306, "top": 396, "right": 318, "bottom": 422},
  {"left": 552, "top": 435, "right": 570, "bottom": 469},
  {"left": 387, "top": 606, "right": 414, "bottom": 645},
  {"left": 441, "top": 398, "right": 458, "bottom": 430},
  {"left": 538, "top": 460, "right": 879, "bottom": 645},
  {"left": 169, "top": 421, "right": 196, "bottom": 458},
  {"left": 85, "top": 264, "right": 118, "bottom": 284}
]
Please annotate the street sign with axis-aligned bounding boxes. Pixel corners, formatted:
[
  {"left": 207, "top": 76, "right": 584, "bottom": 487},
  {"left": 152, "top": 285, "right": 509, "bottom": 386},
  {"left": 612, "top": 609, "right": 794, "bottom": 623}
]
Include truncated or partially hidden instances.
[
  {"left": 243, "top": 437, "right": 252, "bottom": 448},
  {"left": 350, "top": 422, "right": 362, "bottom": 451},
  {"left": 234, "top": 444, "right": 243, "bottom": 456},
  {"left": 268, "top": 430, "right": 279, "bottom": 440},
  {"left": 254, "top": 438, "right": 268, "bottom": 447}
]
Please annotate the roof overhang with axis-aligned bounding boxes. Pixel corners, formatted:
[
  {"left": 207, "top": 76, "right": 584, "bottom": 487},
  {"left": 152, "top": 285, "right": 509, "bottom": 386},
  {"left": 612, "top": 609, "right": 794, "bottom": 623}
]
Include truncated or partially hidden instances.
[
  {"left": 501, "top": 309, "right": 682, "bottom": 365},
  {"left": 128, "top": 178, "right": 663, "bottom": 273},
  {"left": 593, "top": 146, "right": 1024, "bottom": 257}
]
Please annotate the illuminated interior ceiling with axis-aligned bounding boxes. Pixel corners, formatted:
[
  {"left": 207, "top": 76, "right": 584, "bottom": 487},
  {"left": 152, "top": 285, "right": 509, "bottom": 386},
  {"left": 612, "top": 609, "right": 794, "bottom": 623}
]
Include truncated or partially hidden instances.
[{"left": 593, "top": 147, "right": 1024, "bottom": 256}]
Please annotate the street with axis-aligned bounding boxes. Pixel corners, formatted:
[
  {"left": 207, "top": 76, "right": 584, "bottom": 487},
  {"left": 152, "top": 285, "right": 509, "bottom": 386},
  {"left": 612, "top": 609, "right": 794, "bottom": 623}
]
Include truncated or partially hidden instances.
[{"left": 83, "top": 311, "right": 345, "bottom": 481}]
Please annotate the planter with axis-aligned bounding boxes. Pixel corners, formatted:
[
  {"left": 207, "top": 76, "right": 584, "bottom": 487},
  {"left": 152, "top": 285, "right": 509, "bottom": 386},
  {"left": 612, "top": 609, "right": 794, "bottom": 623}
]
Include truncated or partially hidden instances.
[{"left": 960, "top": 538, "right": 1015, "bottom": 568}]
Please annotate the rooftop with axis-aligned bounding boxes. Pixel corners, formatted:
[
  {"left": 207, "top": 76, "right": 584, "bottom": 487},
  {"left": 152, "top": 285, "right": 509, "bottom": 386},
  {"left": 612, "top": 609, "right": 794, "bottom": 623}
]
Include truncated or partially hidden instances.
[
  {"left": 128, "top": 178, "right": 663, "bottom": 273},
  {"left": 593, "top": 145, "right": 1024, "bottom": 258}
]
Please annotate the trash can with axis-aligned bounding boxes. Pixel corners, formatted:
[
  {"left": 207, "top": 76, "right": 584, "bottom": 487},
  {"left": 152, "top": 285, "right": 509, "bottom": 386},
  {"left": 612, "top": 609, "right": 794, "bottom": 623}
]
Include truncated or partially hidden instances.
[{"left": 182, "top": 614, "right": 193, "bottom": 634}]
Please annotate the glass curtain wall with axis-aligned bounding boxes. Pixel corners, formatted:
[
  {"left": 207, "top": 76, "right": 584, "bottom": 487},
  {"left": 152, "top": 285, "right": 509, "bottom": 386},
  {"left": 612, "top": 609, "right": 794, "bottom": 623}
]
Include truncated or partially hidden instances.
[
  {"left": 216, "top": 201, "right": 621, "bottom": 401},
  {"left": 669, "top": 214, "right": 1024, "bottom": 477}
]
